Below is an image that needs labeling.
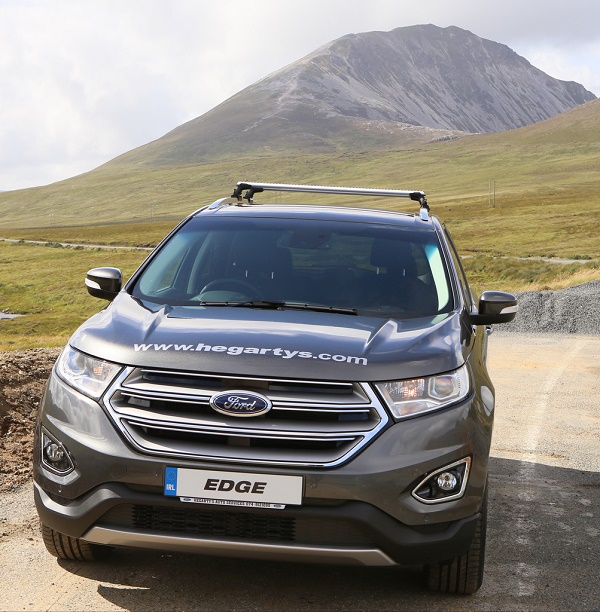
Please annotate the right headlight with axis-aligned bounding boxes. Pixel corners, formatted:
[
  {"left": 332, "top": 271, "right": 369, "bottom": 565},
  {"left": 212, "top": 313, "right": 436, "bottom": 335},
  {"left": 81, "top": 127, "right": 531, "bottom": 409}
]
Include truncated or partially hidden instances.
[{"left": 375, "top": 364, "right": 470, "bottom": 420}]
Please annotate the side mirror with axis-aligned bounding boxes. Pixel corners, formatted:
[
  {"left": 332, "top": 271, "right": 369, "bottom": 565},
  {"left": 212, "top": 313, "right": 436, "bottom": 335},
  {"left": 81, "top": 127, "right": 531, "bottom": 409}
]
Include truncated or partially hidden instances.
[
  {"left": 469, "top": 290, "right": 518, "bottom": 326},
  {"left": 85, "top": 267, "right": 122, "bottom": 301}
]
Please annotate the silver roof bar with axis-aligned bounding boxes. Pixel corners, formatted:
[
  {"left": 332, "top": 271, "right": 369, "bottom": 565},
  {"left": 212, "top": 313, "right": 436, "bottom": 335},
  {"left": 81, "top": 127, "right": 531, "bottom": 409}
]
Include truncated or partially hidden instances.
[{"left": 231, "top": 181, "right": 430, "bottom": 220}]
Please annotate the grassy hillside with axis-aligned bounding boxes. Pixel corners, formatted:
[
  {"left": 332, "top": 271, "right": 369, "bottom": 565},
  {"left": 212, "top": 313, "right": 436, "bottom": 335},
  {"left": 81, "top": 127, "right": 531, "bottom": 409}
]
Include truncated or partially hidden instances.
[{"left": 0, "top": 100, "right": 599, "bottom": 262}]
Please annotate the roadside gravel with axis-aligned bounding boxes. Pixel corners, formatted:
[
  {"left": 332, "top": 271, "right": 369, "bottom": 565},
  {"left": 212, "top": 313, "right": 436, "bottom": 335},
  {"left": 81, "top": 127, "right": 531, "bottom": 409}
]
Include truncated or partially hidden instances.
[{"left": 497, "top": 280, "right": 600, "bottom": 335}]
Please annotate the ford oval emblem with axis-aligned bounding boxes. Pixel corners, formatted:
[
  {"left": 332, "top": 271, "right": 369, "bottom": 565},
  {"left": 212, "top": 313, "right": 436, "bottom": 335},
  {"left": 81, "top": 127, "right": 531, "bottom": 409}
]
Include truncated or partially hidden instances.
[{"left": 209, "top": 390, "right": 272, "bottom": 417}]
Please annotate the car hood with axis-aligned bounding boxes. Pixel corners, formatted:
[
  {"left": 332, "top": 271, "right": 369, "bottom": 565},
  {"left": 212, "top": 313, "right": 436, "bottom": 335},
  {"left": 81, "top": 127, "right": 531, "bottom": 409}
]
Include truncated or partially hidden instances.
[{"left": 69, "top": 293, "right": 469, "bottom": 382}]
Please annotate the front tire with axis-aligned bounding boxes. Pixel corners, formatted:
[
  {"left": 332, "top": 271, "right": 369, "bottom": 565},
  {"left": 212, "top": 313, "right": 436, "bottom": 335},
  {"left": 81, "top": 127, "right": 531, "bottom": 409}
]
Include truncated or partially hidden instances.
[
  {"left": 41, "top": 523, "right": 110, "bottom": 561},
  {"left": 424, "top": 487, "right": 488, "bottom": 594}
]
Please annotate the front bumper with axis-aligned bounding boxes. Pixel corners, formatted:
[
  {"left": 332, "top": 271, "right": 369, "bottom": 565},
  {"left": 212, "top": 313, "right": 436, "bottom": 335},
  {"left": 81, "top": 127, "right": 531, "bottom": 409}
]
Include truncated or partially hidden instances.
[{"left": 34, "top": 481, "right": 479, "bottom": 566}]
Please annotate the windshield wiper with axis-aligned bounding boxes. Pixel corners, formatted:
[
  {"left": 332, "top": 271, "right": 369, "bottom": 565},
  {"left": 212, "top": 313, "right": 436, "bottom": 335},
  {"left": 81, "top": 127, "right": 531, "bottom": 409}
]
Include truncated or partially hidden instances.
[
  {"left": 197, "top": 300, "right": 284, "bottom": 309},
  {"left": 197, "top": 300, "right": 357, "bottom": 315},
  {"left": 283, "top": 303, "right": 358, "bottom": 316}
]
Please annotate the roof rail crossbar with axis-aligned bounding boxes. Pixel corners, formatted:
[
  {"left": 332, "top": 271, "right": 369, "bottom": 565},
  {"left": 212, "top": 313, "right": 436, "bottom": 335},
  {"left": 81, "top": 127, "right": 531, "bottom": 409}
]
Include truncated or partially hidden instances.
[{"left": 232, "top": 181, "right": 429, "bottom": 219}]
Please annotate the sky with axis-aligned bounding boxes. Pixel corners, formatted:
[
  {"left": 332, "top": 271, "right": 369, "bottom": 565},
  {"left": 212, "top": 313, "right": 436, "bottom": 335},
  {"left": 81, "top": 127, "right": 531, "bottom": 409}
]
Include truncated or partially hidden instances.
[{"left": 1, "top": 0, "right": 599, "bottom": 192}]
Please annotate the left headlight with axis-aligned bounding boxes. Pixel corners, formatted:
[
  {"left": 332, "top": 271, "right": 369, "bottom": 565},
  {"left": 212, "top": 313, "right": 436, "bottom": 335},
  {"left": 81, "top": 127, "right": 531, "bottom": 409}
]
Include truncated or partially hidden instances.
[
  {"left": 375, "top": 364, "right": 470, "bottom": 420},
  {"left": 55, "top": 346, "right": 122, "bottom": 400}
]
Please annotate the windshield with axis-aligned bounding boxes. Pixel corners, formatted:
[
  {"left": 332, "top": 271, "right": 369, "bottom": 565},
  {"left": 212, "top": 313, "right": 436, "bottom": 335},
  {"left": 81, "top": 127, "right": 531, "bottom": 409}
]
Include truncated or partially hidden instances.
[{"left": 130, "top": 216, "right": 454, "bottom": 318}]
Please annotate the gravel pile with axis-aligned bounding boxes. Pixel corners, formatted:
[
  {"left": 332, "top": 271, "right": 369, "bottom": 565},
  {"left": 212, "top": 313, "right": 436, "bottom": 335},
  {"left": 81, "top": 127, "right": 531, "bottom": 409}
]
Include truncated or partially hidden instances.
[{"left": 498, "top": 280, "right": 600, "bottom": 335}]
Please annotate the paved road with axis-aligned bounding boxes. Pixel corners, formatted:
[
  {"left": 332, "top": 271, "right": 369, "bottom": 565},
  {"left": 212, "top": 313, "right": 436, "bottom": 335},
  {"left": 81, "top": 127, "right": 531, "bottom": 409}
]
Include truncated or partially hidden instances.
[{"left": 1, "top": 334, "right": 598, "bottom": 611}]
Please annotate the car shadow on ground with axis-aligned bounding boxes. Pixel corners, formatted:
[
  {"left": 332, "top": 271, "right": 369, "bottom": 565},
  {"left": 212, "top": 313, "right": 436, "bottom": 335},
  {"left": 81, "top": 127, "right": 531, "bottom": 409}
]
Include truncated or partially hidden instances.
[{"left": 56, "top": 457, "right": 600, "bottom": 611}]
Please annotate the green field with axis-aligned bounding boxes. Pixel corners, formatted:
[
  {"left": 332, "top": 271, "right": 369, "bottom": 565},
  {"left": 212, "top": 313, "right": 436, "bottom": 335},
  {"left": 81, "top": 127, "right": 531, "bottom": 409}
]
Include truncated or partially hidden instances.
[
  {"left": 0, "top": 241, "right": 148, "bottom": 351},
  {"left": 0, "top": 240, "right": 597, "bottom": 352}
]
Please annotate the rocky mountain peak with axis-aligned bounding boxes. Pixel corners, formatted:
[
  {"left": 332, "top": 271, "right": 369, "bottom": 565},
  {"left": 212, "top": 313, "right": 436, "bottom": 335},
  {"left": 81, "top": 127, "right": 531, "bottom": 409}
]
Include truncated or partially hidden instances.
[
  {"left": 116, "top": 25, "right": 596, "bottom": 165},
  {"left": 252, "top": 24, "right": 595, "bottom": 134}
]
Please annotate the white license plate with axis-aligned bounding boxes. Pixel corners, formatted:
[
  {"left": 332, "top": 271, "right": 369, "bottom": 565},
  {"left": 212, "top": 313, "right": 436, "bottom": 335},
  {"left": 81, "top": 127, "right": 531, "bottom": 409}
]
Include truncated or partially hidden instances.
[{"left": 164, "top": 467, "right": 303, "bottom": 508}]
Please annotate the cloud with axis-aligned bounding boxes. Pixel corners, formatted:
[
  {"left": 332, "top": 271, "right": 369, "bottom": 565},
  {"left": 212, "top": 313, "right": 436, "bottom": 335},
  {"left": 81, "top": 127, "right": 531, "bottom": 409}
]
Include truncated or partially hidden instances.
[
  {"left": 518, "top": 43, "right": 600, "bottom": 94},
  {"left": 0, "top": 0, "right": 598, "bottom": 191}
]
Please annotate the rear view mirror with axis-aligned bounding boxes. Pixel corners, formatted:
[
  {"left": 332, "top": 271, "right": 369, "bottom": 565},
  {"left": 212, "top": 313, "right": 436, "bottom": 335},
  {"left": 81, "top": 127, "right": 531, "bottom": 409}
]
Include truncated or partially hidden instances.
[
  {"left": 283, "top": 230, "right": 332, "bottom": 250},
  {"left": 85, "top": 267, "right": 122, "bottom": 301},
  {"left": 470, "top": 291, "right": 518, "bottom": 325}
]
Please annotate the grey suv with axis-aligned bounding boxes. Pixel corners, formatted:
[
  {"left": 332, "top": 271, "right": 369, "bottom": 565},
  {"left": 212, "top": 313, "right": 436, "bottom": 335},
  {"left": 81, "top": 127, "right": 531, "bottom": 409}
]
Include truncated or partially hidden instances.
[{"left": 34, "top": 182, "right": 517, "bottom": 594}]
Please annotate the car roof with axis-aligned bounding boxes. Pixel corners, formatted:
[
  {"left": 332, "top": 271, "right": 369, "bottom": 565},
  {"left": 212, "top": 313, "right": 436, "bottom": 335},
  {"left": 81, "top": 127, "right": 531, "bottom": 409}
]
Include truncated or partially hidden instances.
[{"left": 196, "top": 202, "right": 438, "bottom": 230}]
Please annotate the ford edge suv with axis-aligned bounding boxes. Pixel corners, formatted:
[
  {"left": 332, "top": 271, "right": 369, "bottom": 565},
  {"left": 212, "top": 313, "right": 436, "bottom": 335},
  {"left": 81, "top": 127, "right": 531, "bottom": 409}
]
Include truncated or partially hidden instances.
[{"left": 34, "top": 181, "right": 517, "bottom": 594}]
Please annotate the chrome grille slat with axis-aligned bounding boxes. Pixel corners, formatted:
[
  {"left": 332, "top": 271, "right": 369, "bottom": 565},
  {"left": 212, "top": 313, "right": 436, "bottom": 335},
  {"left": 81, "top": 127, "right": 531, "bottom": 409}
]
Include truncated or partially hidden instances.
[
  {"left": 120, "top": 384, "right": 214, "bottom": 401},
  {"left": 138, "top": 369, "right": 355, "bottom": 390},
  {"left": 105, "top": 368, "right": 388, "bottom": 467},
  {"left": 271, "top": 405, "right": 371, "bottom": 414},
  {"left": 120, "top": 390, "right": 212, "bottom": 404},
  {"left": 125, "top": 420, "right": 358, "bottom": 442}
]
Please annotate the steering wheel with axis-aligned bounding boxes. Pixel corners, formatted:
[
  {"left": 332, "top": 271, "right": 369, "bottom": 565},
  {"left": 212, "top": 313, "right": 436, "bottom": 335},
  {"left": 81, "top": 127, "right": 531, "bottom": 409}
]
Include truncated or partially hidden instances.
[{"left": 198, "top": 278, "right": 262, "bottom": 300}]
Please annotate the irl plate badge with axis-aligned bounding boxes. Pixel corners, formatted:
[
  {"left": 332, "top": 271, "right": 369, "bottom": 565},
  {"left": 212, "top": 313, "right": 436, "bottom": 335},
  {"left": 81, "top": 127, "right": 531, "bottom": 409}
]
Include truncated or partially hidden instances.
[{"left": 164, "top": 466, "right": 178, "bottom": 496}]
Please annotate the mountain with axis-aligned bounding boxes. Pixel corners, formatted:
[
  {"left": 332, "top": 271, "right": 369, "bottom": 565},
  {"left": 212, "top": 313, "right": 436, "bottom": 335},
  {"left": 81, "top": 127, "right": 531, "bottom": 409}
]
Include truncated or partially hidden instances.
[{"left": 114, "top": 24, "right": 595, "bottom": 166}]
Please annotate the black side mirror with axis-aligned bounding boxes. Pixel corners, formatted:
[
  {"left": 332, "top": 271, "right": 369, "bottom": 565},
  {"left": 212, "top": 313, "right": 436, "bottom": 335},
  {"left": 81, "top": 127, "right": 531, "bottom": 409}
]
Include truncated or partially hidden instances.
[
  {"left": 85, "top": 267, "right": 122, "bottom": 301},
  {"left": 470, "top": 290, "right": 518, "bottom": 326}
]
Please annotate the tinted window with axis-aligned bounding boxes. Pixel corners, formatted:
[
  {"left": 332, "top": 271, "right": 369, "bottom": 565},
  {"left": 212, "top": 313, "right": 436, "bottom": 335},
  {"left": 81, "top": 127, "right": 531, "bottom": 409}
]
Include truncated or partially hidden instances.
[{"left": 131, "top": 216, "right": 454, "bottom": 318}]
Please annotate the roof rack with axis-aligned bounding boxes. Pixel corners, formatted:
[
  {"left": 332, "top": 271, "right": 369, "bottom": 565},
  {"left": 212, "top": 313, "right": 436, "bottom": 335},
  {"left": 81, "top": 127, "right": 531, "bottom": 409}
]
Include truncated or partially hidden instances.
[{"left": 231, "top": 181, "right": 430, "bottom": 221}]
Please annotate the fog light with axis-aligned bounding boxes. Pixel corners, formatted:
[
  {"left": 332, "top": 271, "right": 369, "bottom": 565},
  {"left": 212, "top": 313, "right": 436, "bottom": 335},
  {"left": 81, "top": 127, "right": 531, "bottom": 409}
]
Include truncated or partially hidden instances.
[
  {"left": 42, "top": 430, "right": 75, "bottom": 475},
  {"left": 45, "top": 442, "right": 65, "bottom": 462},
  {"left": 412, "top": 457, "right": 471, "bottom": 505},
  {"left": 436, "top": 471, "right": 459, "bottom": 492}
]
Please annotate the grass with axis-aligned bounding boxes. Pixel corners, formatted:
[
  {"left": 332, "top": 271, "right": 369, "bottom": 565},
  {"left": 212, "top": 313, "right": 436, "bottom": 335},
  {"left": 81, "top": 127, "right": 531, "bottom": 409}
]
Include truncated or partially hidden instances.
[
  {"left": 0, "top": 240, "right": 597, "bottom": 352},
  {"left": 0, "top": 241, "right": 147, "bottom": 351},
  {"left": 463, "top": 255, "right": 600, "bottom": 296},
  {"left": 1, "top": 134, "right": 599, "bottom": 259},
  {"left": 1, "top": 165, "right": 599, "bottom": 261}
]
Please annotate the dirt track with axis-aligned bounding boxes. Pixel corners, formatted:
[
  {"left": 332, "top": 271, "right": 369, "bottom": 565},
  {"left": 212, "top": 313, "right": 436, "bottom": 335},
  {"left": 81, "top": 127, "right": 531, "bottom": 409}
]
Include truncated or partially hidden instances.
[{"left": 0, "top": 334, "right": 598, "bottom": 611}]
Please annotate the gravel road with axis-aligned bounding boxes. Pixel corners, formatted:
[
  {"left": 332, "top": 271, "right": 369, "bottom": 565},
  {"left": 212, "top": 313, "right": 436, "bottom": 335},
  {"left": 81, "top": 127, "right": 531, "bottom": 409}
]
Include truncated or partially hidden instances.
[{"left": 0, "top": 284, "right": 599, "bottom": 610}]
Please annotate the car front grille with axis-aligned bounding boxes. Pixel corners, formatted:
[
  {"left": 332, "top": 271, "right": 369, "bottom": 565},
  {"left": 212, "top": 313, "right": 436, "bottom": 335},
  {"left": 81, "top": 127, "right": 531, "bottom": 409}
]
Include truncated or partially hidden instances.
[
  {"left": 98, "top": 503, "right": 374, "bottom": 546},
  {"left": 105, "top": 368, "right": 388, "bottom": 467}
]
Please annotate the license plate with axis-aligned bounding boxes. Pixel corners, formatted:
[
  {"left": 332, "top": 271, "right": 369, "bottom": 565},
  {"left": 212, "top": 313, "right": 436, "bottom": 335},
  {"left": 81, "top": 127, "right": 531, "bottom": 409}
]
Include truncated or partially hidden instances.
[{"left": 164, "top": 467, "right": 303, "bottom": 509}]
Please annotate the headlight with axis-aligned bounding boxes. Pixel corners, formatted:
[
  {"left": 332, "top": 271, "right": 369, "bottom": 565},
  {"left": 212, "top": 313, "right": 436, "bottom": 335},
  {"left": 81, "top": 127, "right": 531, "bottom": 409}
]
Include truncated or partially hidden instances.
[
  {"left": 375, "top": 364, "right": 470, "bottom": 420},
  {"left": 56, "top": 346, "right": 121, "bottom": 399}
]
